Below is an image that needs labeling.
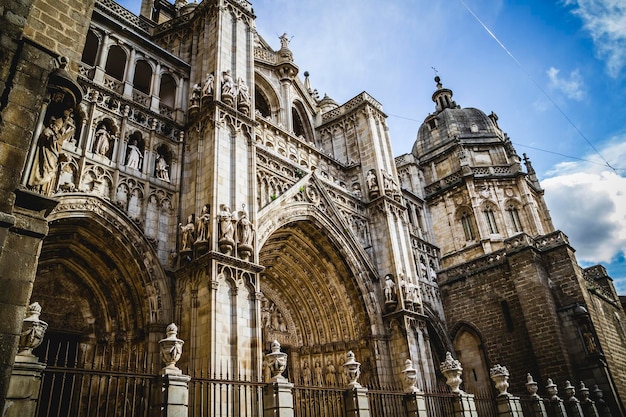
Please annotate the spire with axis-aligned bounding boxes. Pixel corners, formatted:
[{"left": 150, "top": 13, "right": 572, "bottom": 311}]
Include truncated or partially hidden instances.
[
  {"left": 523, "top": 153, "right": 541, "bottom": 189},
  {"left": 431, "top": 76, "right": 457, "bottom": 114}
]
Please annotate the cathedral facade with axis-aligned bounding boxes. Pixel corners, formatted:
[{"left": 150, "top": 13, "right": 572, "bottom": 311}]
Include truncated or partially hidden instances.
[{"left": 0, "top": 0, "right": 625, "bottom": 416}]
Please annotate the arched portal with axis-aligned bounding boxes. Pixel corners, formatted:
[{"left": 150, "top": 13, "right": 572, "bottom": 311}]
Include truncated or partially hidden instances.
[
  {"left": 259, "top": 217, "right": 382, "bottom": 386},
  {"left": 32, "top": 195, "right": 173, "bottom": 351}
]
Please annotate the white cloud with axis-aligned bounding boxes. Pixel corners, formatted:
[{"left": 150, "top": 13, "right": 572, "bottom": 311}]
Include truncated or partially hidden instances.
[
  {"left": 546, "top": 67, "right": 585, "bottom": 101},
  {"left": 542, "top": 136, "right": 626, "bottom": 266},
  {"left": 563, "top": 0, "right": 626, "bottom": 77}
]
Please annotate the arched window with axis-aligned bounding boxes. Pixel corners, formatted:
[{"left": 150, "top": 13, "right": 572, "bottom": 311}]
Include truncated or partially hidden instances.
[
  {"left": 133, "top": 60, "right": 152, "bottom": 94},
  {"left": 292, "top": 102, "right": 313, "bottom": 143},
  {"left": 104, "top": 45, "right": 127, "bottom": 81},
  {"left": 507, "top": 205, "right": 523, "bottom": 233},
  {"left": 255, "top": 89, "right": 270, "bottom": 118},
  {"left": 81, "top": 31, "right": 99, "bottom": 66},
  {"left": 159, "top": 74, "right": 176, "bottom": 108},
  {"left": 483, "top": 207, "right": 499, "bottom": 234},
  {"left": 460, "top": 211, "right": 475, "bottom": 241}
]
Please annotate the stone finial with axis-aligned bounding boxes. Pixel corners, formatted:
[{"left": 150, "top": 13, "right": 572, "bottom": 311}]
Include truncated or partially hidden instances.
[
  {"left": 526, "top": 373, "right": 539, "bottom": 399},
  {"left": 401, "top": 359, "right": 420, "bottom": 393},
  {"left": 578, "top": 381, "right": 591, "bottom": 403},
  {"left": 265, "top": 340, "right": 288, "bottom": 383},
  {"left": 563, "top": 380, "right": 579, "bottom": 403},
  {"left": 159, "top": 323, "right": 184, "bottom": 375},
  {"left": 546, "top": 378, "right": 559, "bottom": 401},
  {"left": 489, "top": 364, "right": 510, "bottom": 397},
  {"left": 17, "top": 302, "right": 48, "bottom": 358},
  {"left": 440, "top": 352, "right": 463, "bottom": 394},
  {"left": 343, "top": 351, "right": 362, "bottom": 389}
]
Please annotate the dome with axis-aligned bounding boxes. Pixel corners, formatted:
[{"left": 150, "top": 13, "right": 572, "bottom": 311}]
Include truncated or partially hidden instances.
[{"left": 412, "top": 106, "right": 500, "bottom": 159}]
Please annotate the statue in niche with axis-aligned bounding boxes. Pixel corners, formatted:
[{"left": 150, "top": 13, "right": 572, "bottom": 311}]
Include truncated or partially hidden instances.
[
  {"left": 125, "top": 138, "right": 142, "bottom": 170},
  {"left": 381, "top": 168, "right": 398, "bottom": 193},
  {"left": 218, "top": 204, "right": 236, "bottom": 254},
  {"left": 301, "top": 361, "right": 312, "bottom": 385},
  {"left": 195, "top": 204, "right": 211, "bottom": 242},
  {"left": 179, "top": 214, "right": 195, "bottom": 251},
  {"left": 94, "top": 124, "right": 112, "bottom": 156},
  {"left": 236, "top": 207, "right": 254, "bottom": 260},
  {"left": 352, "top": 183, "right": 362, "bottom": 198},
  {"left": 428, "top": 262, "right": 438, "bottom": 282},
  {"left": 236, "top": 77, "right": 250, "bottom": 114},
  {"left": 28, "top": 108, "right": 76, "bottom": 194},
  {"left": 202, "top": 72, "right": 214, "bottom": 97},
  {"left": 155, "top": 154, "right": 170, "bottom": 182},
  {"left": 189, "top": 83, "right": 201, "bottom": 108},
  {"left": 384, "top": 274, "right": 396, "bottom": 303},
  {"left": 419, "top": 258, "right": 428, "bottom": 279},
  {"left": 399, "top": 273, "right": 420, "bottom": 307},
  {"left": 314, "top": 361, "right": 323, "bottom": 386},
  {"left": 221, "top": 70, "right": 235, "bottom": 105},
  {"left": 325, "top": 360, "right": 337, "bottom": 386},
  {"left": 366, "top": 169, "right": 379, "bottom": 197}
]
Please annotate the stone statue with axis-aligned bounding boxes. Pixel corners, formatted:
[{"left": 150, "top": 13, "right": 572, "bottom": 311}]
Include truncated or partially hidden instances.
[
  {"left": 428, "top": 262, "right": 438, "bottom": 282},
  {"left": 314, "top": 361, "right": 323, "bottom": 386},
  {"left": 218, "top": 205, "right": 235, "bottom": 241},
  {"left": 94, "top": 125, "right": 111, "bottom": 156},
  {"left": 384, "top": 274, "right": 396, "bottom": 303},
  {"left": 202, "top": 72, "right": 214, "bottom": 97},
  {"left": 156, "top": 154, "right": 170, "bottom": 182},
  {"left": 195, "top": 204, "right": 210, "bottom": 242},
  {"left": 28, "top": 108, "right": 76, "bottom": 194},
  {"left": 302, "top": 361, "right": 312, "bottom": 385},
  {"left": 237, "top": 77, "right": 250, "bottom": 104},
  {"left": 125, "top": 138, "right": 142, "bottom": 170},
  {"left": 366, "top": 169, "right": 379, "bottom": 196},
  {"left": 279, "top": 32, "right": 290, "bottom": 49},
  {"left": 236, "top": 210, "right": 254, "bottom": 247},
  {"left": 419, "top": 259, "right": 427, "bottom": 279},
  {"left": 325, "top": 360, "right": 337, "bottom": 386},
  {"left": 381, "top": 168, "right": 398, "bottom": 192},
  {"left": 221, "top": 70, "right": 235, "bottom": 103},
  {"left": 189, "top": 83, "right": 201, "bottom": 107},
  {"left": 180, "top": 214, "right": 195, "bottom": 251}
]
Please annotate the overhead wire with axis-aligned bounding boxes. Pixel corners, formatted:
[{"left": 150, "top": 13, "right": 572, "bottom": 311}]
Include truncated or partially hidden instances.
[{"left": 457, "top": 0, "right": 618, "bottom": 174}]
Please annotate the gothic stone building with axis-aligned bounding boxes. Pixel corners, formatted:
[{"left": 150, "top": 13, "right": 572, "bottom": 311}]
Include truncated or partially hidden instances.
[{"left": 1, "top": 0, "right": 625, "bottom": 415}]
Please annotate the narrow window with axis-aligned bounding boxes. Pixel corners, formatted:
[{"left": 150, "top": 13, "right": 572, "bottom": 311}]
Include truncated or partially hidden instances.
[
  {"left": 507, "top": 206, "right": 522, "bottom": 233},
  {"left": 105, "top": 45, "right": 127, "bottom": 81},
  {"left": 461, "top": 212, "right": 475, "bottom": 241},
  {"left": 81, "top": 31, "right": 99, "bottom": 66},
  {"left": 159, "top": 74, "right": 176, "bottom": 108},
  {"left": 484, "top": 207, "right": 499, "bottom": 234},
  {"left": 133, "top": 60, "right": 152, "bottom": 94},
  {"left": 501, "top": 301, "right": 514, "bottom": 332}
]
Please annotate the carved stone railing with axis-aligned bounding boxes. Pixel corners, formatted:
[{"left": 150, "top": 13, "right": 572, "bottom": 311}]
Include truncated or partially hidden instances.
[
  {"left": 96, "top": 0, "right": 153, "bottom": 33},
  {"left": 103, "top": 74, "right": 124, "bottom": 95},
  {"left": 254, "top": 47, "right": 277, "bottom": 65},
  {"left": 321, "top": 92, "right": 384, "bottom": 124},
  {"left": 132, "top": 89, "right": 151, "bottom": 107},
  {"left": 78, "top": 63, "right": 95, "bottom": 80}
]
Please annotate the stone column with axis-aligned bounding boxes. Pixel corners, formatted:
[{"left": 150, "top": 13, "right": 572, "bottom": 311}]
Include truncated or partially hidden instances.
[
  {"left": 343, "top": 351, "right": 370, "bottom": 417},
  {"left": 402, "top": 359, "right": 428, "bottom": 417},
  {"left": 489, "top": 364, "right": 523, "bottom": 417},
  {"left": 158, "top": 323, "right": 191, "bottom": 417},
  {"left": 545, "top": 378, "right": 567, "bottom": 417},
  {"left": 440, "top": 352, "right": 478, "bottom": 417},
  {"left": 4, "top": 302, "right": 48, "bottom": 417},
  {"left": 525, "top": 374, "right": 549, "bottom": 417},
  {"left": 263, "top": 340, "right": 294, "bottom": 417}
]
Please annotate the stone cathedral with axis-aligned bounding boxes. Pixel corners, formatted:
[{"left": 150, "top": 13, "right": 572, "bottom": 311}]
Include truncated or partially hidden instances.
[{"left": 1, "top": 0, "right": 625, "bottom": 416}]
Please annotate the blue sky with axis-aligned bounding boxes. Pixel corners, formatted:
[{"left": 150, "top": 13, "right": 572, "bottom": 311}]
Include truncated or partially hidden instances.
[{"left": 119, "top": 0, "right": 626, "bottom": 293}]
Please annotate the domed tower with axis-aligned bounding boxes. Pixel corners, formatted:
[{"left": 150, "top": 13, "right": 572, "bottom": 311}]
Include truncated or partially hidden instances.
[{"left": 412, "top": 76, "right": 554, "bottom": 269}]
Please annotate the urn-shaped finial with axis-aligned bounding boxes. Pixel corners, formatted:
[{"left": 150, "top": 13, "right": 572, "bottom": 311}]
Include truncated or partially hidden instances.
[
  {"left": 18, "top": 302, "right": 48, "bottom": 358},
  {"left": 265, "top": 340, "right": 288, "bottom": 383},
  {"left": 401, "top": 359, "right": 421, "bottom": 393},
  {"left": 158, "top": 323, "right": 184, "bottom": 375},
  {"left": 546, "top": 378, "right": 559, "bottom": 401},
  {"left": 526, "top": 373, "right": 539, "bottom": 399},
  {"left": 563, "top": 380, "right": 578, "bottom": 403},
  {"left": 578, "top": 381, "right": 591, "bottom": 403},
  {"left": 343, "top": 351, "right": 362, "bottom": 389},
  {"left": 490, "top": 364, "right": 510, "bottom": 397},
  {"left": 440, "top": 352, "right": 463, "bottom": 394}
]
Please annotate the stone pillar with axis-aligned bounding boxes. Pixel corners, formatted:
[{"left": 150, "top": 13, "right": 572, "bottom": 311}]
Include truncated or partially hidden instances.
[
  {"left": 525, "top": 374, "right": 549, "bottom": 417},
  {"left": 578, "top": 382, "right": 600, "bottom": 417},
  {"left": 263, "top": 340, "right": 294, "bottom": 417},
  {"left": 4, "top": 302, "right": 48, "bottom": 417},
  {"left": 545, "top": 379, "right": 567, "bottom": 417},
  {"left": 343, "top": 351, "right": 370, "bottom": 417},
  {"left": 563, "top": 380, "right": 584, "bottom": 417},
  {"left": 440, "top": 352, "right": 478, "bottom": 417},
  {"left": 489, "top": 365, "right": 523, "bottom": 417},
  {"left": 158, "top": 323, "right": 191, "bottom": 417}
]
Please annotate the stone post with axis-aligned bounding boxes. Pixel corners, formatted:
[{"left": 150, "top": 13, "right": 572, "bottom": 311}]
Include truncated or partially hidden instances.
[
  {"left": 563, "top": 380, "right": 584, "bottom": 417},
  {"left": 402, "top": 359, "right": 428, "bottom": 417},
  {"left": 263, "top": 340, "right": 294, "bottom": 417},
  {"left": 489, "top": 364, "right": 523, "bottom": 417},
  {"left": 577, "top": 382, "right": 600, "bottom": 417},
  {"left": 591, "top": 385, "right": 611, "bottom": 417},
  {"left": 4, "top": 302, "right": 48, "bottom": 417},
  {"left": 440, "top": 352, "right": 478, "bottom": 417},
  {"left": 343, "top": 351, "right": 370, "bottom": 417},
  {"left": 158, "top": 323, "right": 191, "bottom": 417},
  {"left": 525, "top": 374, "right": 548, "bottom": 417},
  {"left": 545, "top": 378, "right": 567, "bottom": 417}
]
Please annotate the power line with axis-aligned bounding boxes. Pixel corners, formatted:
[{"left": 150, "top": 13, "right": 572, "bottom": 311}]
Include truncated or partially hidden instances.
[{"left": 457, "top": 0, "right": 617, "bottom": 174}]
